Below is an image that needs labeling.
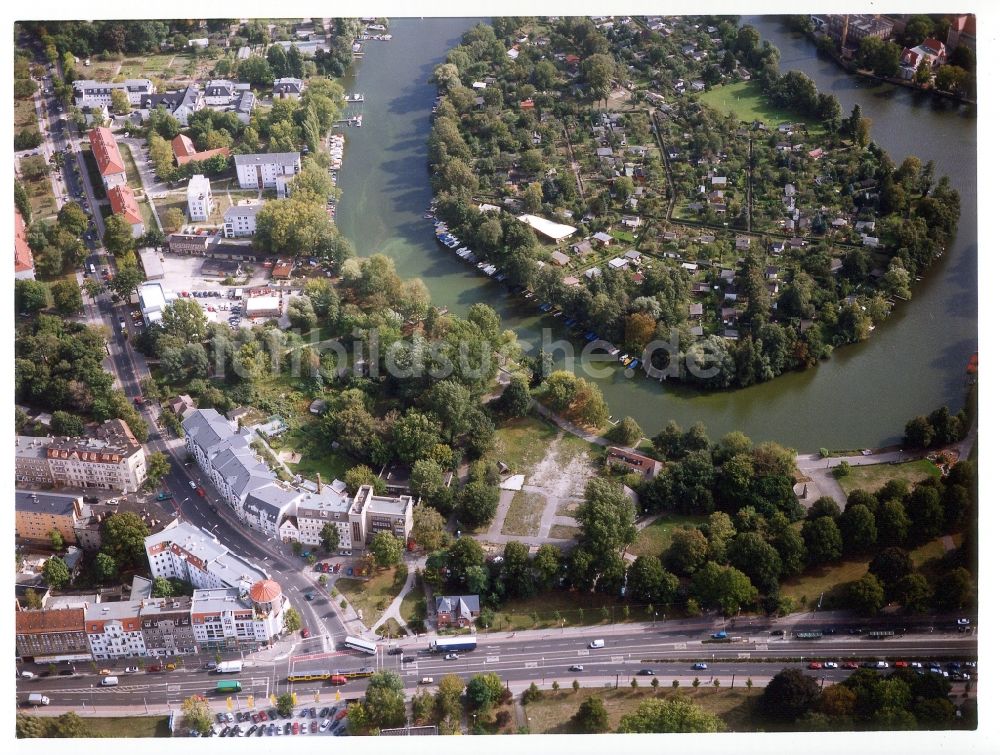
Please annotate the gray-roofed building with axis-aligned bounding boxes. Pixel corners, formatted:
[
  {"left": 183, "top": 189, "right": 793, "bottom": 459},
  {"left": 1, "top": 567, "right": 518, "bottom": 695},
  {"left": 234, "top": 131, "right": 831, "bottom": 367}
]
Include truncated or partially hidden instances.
[
  {"left": 294, "top": 482, "right": 352, "bottom": 549},
  {"left": 73, "top": 78, "right": 155, "bottom": 108},
  {"left": 139, "top": 595, "right": 196, "bottom": 656},
  {"left": 435, "top": 595, "right": 480, "bottom": 628},
  {"left": 234, "top": 90, "right": 257, "bottom": 124},
  {"left": 137, "top": 85, "right": 202, "bottom": 125},
  {"left": 242, "top": 483, "right": 300, "bottom": 537},
  {"left": 203, "top": 79, "right": 251, "bottom": 106},
  {"left": 223, "top": 199, "right": 265, "bottom": 237},
  {"left": 139, "top": 248, "right": 164, "bottom": 280},
  {"left": 85, "top": 600, "right": 146, "bottom": 659},
  {"left": 273, "top": 77, "right": 304, "bottom": 99},
  {"left": 16, "top": 490, "right": 83, "bottom": 546},
  {"left": 347, "top": 485, "right": 414, "bottom": 550},
  {"left": 190, "top": 583, "right": 287, "bottom": 650},
  {"left": 234, "top": 152, "right": 301, "bottom": 192}
]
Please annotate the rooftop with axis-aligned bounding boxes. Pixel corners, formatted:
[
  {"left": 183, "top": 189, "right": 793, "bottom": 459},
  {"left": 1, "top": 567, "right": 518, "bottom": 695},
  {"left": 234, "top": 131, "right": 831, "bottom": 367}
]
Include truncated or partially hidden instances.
[
  {"left": 233, "top": 151, "right": 300, "bottom": 167},
  {"left": 15, "top": 607, "right": 85, "bottom": 635},
  {"left": 16, "top": 489, "right": 81, "bottom": 517}
]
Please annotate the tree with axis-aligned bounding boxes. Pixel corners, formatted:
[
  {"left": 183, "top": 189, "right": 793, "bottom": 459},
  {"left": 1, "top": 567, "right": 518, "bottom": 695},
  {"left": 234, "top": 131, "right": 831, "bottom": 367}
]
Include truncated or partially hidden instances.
[
  {"left": 868, "top": 547, "right": 914, "bottom": 599},
  {"left": 466, "top": 672, "right": 504, "bottom": 711},
  {"left": 15, "top": 179, "right": 31, "bottom": 223},
  {"left": 283, "top": 607, "right": 302, "bottom": 633},
  {"left": 533, "top": 543, "right": 562, "bottom": 588},
  {"left": 287, "top": 296, "right": 318, "bottom": 331},
  {"left": 727, "top": 532, "right": 783, "bottom": 595},
  {"left": 103, "top": 214, "right": 135, "bottom": 256},
  {"left": 626, "top": 555, "right": 678, "bottom": 604},
  {"left": 320, "top": 523, "right": 340, "bottom": 553},
  {"left": 807, "top": 497, "right": 841, "bottom": 521},
  {"left": 608, "top": 416, "right": 642, "bottom": 446},
  {"left": 48, "top": 279, "right": 82, "bottom": 315},
  {"left": 907, "top": 485, "right": 944, "bottom": 543},
  {"left": 410, "top": 505, "right": 447, "bottom": 552},
  {"left": 100, "top": 512, "right": 149, "bottom": 570},
  {"left": 457, "top": 481, "right": 499, "bottom": 528},
  {"left": 566, "top": 694, "right": 609, "bottom": 733},
  {"left": 692, "top": 562, "right": 756, "bottom": 615},
  {"left": 15, "top": 279, "right": 48, "bottom": 313},
  {"left": 497, "top": 374, "right": 531, "bottom": 417},
  {"left": 162, "top": 207, "right": 185, "bottom": 233},
  {"left": 410, "top": 459, "right": 444, "bottom": 500},
  {"left": 391, "top": 410, "right": 442, "bottom": 464},
  {"left": 109, "top": 88, "right": 130, "bottom": 115},
  {"left": 802, "top": 516, "right": 842, "bottom": 565},
  {"left": 839, "top": 504, "right": 878, "bottom": 555},
  {"left": 181, "top": 694, "right": 213, "bottom": 735},
  {"left": 344, "top": 465, "right": 381, "bottom": 494},
  {"left": 369, "top": 532, "right": 404, "bottom": 569},
  {"left": 52, "top": 410, "right": 86, "bottom": 437},
  {"left": 50, "top": 711, "right": 90, "bottom": 738},
  {"left": 581, "top": 53, "right": 615, "bottom": 101},
  {"left": 876, "top": 500, "right": 911, "bottom": 546},
  {"left": 360, "top": 671, "right": 407, "bottom": 730},
  {"left": 666, "top": 527, "right": 709, "bottom": 576},
  {"left": 618, "top": 697, "right": 725, "bottom": 733},
  {"left": 93, "top": 552, "right": 118, "bottom": 582},
  {"left": 934, "top": 567, "right": 973, "bottom": 610},
  {"left": 151, "top": 576, "right": 174, "bottom": 597},
  {"left": 276, "top": 692, "right": 295, "bottom": 717},
  {"left": 145, "top": 451, "right": 171, "bottom": 487},
  {"left": 49, "top": 528, "right": 65, "bottom": 551},
  {"left": 160, "top": 298, "right": 208, "bottom": 343},
  {"left": 43, "top": 556, "right": 70, "bottom": 588},
  {"left": 847, "top": 573, "right": 886, "bottom": 616},
  {"left": 759, "top": 669, "right": 820, "bottom": 719},
  {"left": 107, "top": 265, "right": 144, "bottom": 301},
  {"left": 897, "top": 573, "right": 933, "bottom": 613}
]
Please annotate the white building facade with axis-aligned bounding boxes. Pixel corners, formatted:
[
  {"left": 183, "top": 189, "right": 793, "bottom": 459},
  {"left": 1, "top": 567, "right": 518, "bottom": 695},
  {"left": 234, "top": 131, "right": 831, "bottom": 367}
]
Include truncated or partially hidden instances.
[
  {"left": 234, "top": 152, "right": 301, "bottom": 192},
  {"left": 186, "top": 174, "right": 213, "bottom": 221}
]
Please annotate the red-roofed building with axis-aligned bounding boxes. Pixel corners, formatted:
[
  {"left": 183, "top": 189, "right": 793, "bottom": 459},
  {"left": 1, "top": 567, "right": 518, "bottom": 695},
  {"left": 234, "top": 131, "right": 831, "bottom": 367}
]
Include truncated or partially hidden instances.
[
  {"left": 14, "top": 208, "right": 34, "bottom": 280},
  {"left": 108, "top": 184, "right": 145, "bottom": 238},
  {"left": 170, "top": 133, "right": 231, "bottom": 166},
  {"left": 16, "top": 608, "right": 89, "bottom": 662},
  {"left": 87, "top": 126, "right": 127, "bottom": 190},
  {"left": 947, "top": 14, "right": 976, "bottom": 52}
]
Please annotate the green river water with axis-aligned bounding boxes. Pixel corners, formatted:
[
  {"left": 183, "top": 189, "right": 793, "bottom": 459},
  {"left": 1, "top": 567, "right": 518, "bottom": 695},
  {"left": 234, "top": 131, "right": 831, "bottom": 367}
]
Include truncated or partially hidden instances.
[{"left": 333, "top": 17, "right": 977, "bottom": 452}]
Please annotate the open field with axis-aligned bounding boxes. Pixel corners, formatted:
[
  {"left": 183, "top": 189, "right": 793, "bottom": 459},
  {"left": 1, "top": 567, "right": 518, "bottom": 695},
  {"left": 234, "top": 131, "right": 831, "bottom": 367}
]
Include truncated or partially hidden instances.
[
  {"left": 524, "top": 686, "right": 762, "bottom": 733},
  {"left": 335, "top": 565, "right": 407, "bottom": 628},
  {"left": 138, "top": 199, "right": 158, "bottom": 233},
  {"left": 119, "top": 142, "right": 143, "bottom": 189},
  {"left": 116, "top": 53, "right": 181, "bottom": 80},
  {"left": 780, "top": 557, "right": 870, "bottom": 610},
  {"left": 699, "top": 80, "right": 820, "bottom": 128},
  {"left": 491, "top": 591, "right": 672, "bottom": 631},
  {"left": 15, "top": 98, "right": 37, "bottom": 129},
  {"left": 548, "top": 524, "right": 580, "bottom": 539},
  {"left": 16, "top": 715, "right": 171, "bottom": 738},
  {"left": 627, "top": 514, "right": 709, "bottom": 559},
  {"left": 836, "top": 459, "right": 942, "bottom": 496},
  {"left": 23, "top": 174, "right": 58, "bottom": 220},
  {"left": 489, "top": 416, "right": 561, "bottom": 475},
  {"left": 502, "top": 491, "right": 546, "bottom": 536}
]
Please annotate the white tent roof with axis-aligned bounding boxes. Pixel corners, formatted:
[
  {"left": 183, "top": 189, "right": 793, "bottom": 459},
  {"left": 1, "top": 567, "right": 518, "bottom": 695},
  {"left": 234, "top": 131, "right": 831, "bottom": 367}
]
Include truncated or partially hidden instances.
[{"left": 517, "top": 214, "right": 577, "bottom": 241}]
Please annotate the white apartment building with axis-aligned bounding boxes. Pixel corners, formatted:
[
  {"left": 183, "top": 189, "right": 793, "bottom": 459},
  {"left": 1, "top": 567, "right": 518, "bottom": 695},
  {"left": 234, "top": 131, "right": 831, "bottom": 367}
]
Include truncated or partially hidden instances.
[
  {"left": 144, "top": 519, "right": 269, "bottom": 594},
  {"left": 18, "top": 419, "right": 147, "bottom": 493},
  {"left": 234, "top": 152, "right": 301, "bottom": 192},
  {"left": 186, "top": 174, "right": 214, "bottom": 221},
  {"left": 85, "top": 602, "right": 147, "bottom": 660},
  {"left": 294, "top": 480, "right": 353, "bottom": 550},
  {"left": 73, "top": 78, "right": 155, "bottom": 108},
  {"left": 223, "top": 199, "right": 264, "bottom": 237},
  {"left": 203, "top": 79, "right": 251, "bottom": 106}
]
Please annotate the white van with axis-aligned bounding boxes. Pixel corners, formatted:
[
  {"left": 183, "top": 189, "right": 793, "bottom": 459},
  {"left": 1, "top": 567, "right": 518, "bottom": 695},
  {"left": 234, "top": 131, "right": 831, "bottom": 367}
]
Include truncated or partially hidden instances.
[
  {"left": 88, "top": 263, "right": 96, "bottom": 274},
  {"left": 588, "top": 639, "right": 605, "bottom": 649},
  {"left": 100, "top": 676, "right": 119, "bottom": 686}
]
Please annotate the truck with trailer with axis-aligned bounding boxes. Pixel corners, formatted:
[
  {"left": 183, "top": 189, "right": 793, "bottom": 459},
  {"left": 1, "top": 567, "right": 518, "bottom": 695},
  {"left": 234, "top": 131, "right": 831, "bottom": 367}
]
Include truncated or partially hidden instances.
[{"left": 429, "top": 637, "right": 477, "bottom": 653}]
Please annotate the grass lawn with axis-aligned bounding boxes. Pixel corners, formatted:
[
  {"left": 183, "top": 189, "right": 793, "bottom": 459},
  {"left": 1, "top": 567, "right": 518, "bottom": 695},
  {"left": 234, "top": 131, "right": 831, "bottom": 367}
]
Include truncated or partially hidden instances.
[
  {"left": 780, "top": 557, "right": 870, "bottom": 610},
  {"left": 489, "top": 416, "right": 560, "bottom": 475},
  {"left": 836, "top": 459, "right": 941, "bottom": 496},
  {"left": 15, "top": 98, "right": 37, "bottom": 129},
  {"left": 23, "top": 174, "right": 58, "bottom": 220},
  {"left": 524, "top": 687, "right": 762, "bottom": 733},
  {"left": 17, "top": 715, "right": 172, "bottom": 738},
  {"left": 555, "top": 498, "right": 581, "bottom": 517},
  {"left": 501, "top": 491, "right": 546, "bottom": 536},
  {"left": 152, "top": 196, "right": 188, "bottom": 232},
  {"left": 492, "top": 590, "right": 663, "bottom": 630},
  {"left": 699, "top": 80, "right": 819, "bottom": 129},
  {"left": 281, "top": 423, "right": 353, "bottom": 484},
  {"left": 138, "top": 199, "right": 158, "bottom": 233},
  {"left": 399, "top": 577, "right": 426, "bottom": 630},
  {"left": 627, "top": 514, "right": 709, "bottom": 559},
  {"left": 376, "top": 617, "right": 404, "bottom": 639},
  {"left": 335, "top": 564, "right": 408, "bottom": 628},
  {"left": 119, "top": 142, "right": 143, "bottom": 190},
  {"left": 117, "top": 53, "right": 177, "bottom": 80},
  {"left": 548, "top": 524, "right": 581, "bottom": 539}
]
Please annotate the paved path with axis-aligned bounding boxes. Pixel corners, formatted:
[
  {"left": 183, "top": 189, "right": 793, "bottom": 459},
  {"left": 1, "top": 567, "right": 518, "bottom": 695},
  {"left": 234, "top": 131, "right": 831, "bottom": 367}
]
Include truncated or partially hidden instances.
[
  {"left": 487, "top": 489, "right": 517, "bottom": 539},
  {"left": 371, "top": 556, "right": 425, "bottom": 637},
  {"left": 531, "top": 400, "right": 609, "bottom": 446}
]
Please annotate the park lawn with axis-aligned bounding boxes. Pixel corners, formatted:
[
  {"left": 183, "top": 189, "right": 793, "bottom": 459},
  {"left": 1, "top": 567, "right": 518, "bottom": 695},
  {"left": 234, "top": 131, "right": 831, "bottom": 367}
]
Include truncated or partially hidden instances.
[
  {"left": 35, "top": 715, "right": 172, "bottom": 737},
  {"left": 548, "top": 524, "right": 581, "bottom": 539},
  {"left": 780, "top": 557, "right": 871, "bottom": 610},
  {"left": 24, "top": 174, "right": 58, "bottom": 220},
  {"left": 399, "top": 577, "right": 425, "bottom": 629},
  {"left": 138, "top": 199, "right": 158, "bottom": 233},
  {"left": 502, "top": 491, "right": 546, "bottom": 536},
  {"left": 491, "top": 590, "right": 657, "bottom": 631},
  {"left": 489, "top": 416, "right": 560, "bottom": 475},
  {"left": 699, "top": 80, "right": 819, "bottom": 129},
  {"left": 836, "top": 459, "right": 941, "bottom": 496},
  {"left": 152, "top": 195, "right": 188, "bottom": 231},
  {"left": 119, "top": 142, "right": 143, "bottom": 190},
  {"left": 118, "top": 53, "right": 176, "bottom": 80},
  {"left": 523, "top": 687, "right": 762, "bottom": 733},
  {"left": 627, "top": 514, "right": 709, "bottom": 559},
  {"left": 15, "top": 98, "right": 37, "bottom": 129},
  {"left": 377, "top": 617, "right": 404, "bottom": 639},
  {"left": 335, "top": 564, "right": 408, "bottom": 628}
]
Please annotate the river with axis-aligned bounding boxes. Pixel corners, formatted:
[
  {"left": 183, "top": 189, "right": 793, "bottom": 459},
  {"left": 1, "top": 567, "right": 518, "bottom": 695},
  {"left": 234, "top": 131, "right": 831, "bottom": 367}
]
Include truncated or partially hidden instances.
[{"left": 334, "top": 17, "right": 977, "bottom": 452}]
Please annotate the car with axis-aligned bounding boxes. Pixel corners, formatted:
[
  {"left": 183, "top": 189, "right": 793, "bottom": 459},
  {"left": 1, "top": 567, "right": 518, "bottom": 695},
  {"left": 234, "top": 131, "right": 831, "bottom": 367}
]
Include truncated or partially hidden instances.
[
  {"left": 387, "top": 647, "right": 402, "bottom": 655},
  {"left": 928, "top": 661, "right": 941, "bottom": 670},
  {"left": 285, "top": 722, "right": 292, "bottom": 735},
  {"left": 419, "top": 677, "right": 435, "bottom": 685},
  {"left": 770, "top": 629, "right": 785, "bottom": 636},
  {"left": 568, "top": 665, "right": 584, "bottom": 672},
  {"left": 948, "top": 662, "right": 963, "bottom": 672},
  {"left": 189, "top": 480, "right": 197, "bottom": 489},
  {"left": 332, "top": 563, "right": 342, "bottom": 573},
  {"left": 302, "top": 628, "right": 310, "bottom": 638},
  {"left": 822, "top": 627, "right": 837, "bottom": 635},
  {"left": 320, "top": 720, "right": 330, "bottom": 731},
  {"left": 310, "top": 721, "right": 318, "bottom": 734},
  {"left": 334, "top": 708, "right": 349, "bottom": 721},
  {"left": 299, "top": 709, "right": 309, "bottom": 718},
  {"left": 637, "top": 669, "right": 656, "bottom": 676},
  {"left": 99, "top": 668, "right": 111, "bottom": 675},
  {"left": 217, "top": 713, "right": 227, "bottom": 724},
  {"left": 711, "top": 631, "right": 728, "bottom": 640},
  {"left": 19, "top": 671, "right": 36, "bottom": 679},
  {"left": 875, "top": 661, "right": 889, "bottom": 669},
  {"left": 195, "top": 487, "right": 205, "bottom": 497},
  {"left": 692, "top": 663, "right": 708, "bottom": 671},
  {"left": 256, "top": 725, "right": 265, "bottom": 737},
  {"left": 124, "top": 666, "right": 138, "bottom": 673},
  {"left": 842, "top": 661, "right": 859, "bottom": 670},
  {"left": 268, "top": 709, "right": 278, "bottom": 720},
  {"left": 957, "top": 618, "right": 971, "bottom": 626},
  {"left": 319, "top": 707, "right": 329, "bottom": 718},
  {"left": 444, "top": 653, "right": 458, "bottom": 661},
  {"left": 203, "top": 662, "right": 217, "bottom": 670},
  {"left": 401, "top": 656, "right": 415, "bottom": 663},
  {"left": 910, "top": 662, "right": 923, "bottom": 669},
  {"left": 823, "top": 661, "right": 839, "bottom": 669},
  {"left": 156, "top": 492, "right": 173, "bottom": 501},
  {"left": 894, "top": 661, "right": 909, "bottom": 668},
  {"left": 304, "top": 592, "right": 314, "bottom": 601},
  {"left": 310, "top": 707, "right": 317, "bottom": 719},
  {"left": 220, "top": 726, "right": 230, "bottom": 737},
  {"left": 292, "top": 722, "right": 299, "bottom": 735},
  {"left": 808, "top": 662, "right": 822, "bottom": 670},
  {"left": 267, "top": 723, "right": 275, "bottom": 736}
]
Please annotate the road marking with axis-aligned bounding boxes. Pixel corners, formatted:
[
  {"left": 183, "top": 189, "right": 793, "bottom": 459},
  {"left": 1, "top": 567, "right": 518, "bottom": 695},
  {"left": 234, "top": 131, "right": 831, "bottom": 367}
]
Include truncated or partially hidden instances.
[
  {"left": 577, "top": 650, "right": 590, "bottom": 656},
  {"left": 524, "top": 661, "right": 537, "bottom": 668},
  {"left": 674, "top": 643, "right": 688, "bottom": 650},
  {"left": 168, "top": 684, "right": 181, "bottom": 692},
  {"left": 610, "top": 655, "right": 623, "bottom": 663},
  {"left": 486, "top": 656, "right": 500, "bottom": 663},
  {"left": 738, "top": 653, "right": 751, "bottom": 659},
  {"left": 755, "top": 644, "right": 769, "bottom": 651}
]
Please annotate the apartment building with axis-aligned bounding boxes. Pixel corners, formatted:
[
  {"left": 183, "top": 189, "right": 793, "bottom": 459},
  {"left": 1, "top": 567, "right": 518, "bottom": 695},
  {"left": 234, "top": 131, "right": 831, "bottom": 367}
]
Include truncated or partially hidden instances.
[
  {"left": 144, "top": 519, "right": 269, "bottom": 593},
  {"left": 234, "top": 152, "right": 301, "bottom": 194},
  {"left": 108, "top": 184, "right": 145, "bottom": 238},
  {"left": 186, "top": 174, "right": 214, "bottom": 222},
  {"left": 137, "top": 84, "right": 201, "bottom": 126},
  {"left": 73, "top": 78, "right": 155, "bottom": 108},
  {"left": 15, "top": 490, "right": 82, "bottom": 546},
  {"left": 85, "top": 601, "right": 147, "bottom": 660},
  {"left": 203, "top": 79, "right": 251, "bottom": 106},
  {"left": 34, "top": 419, "right": 147, "bottom": 493},
  {"left": 15, "top": 435, "right": 54, "bottom": 486},
  {"left": 290, "top": 481, "right": 352, "bottom": 550},
  {"left": 15, "top": 608, "right": 90, "bottom": 663},
  {"left": 87, "top": 126, "right": 127, "bottom": 190},
  {"left": 190, "top": 580, "right": 287, "bottom": 651},
  {"left": 139, "top": 596, "right": 197, "bottom": 657},
  {"left": 348, "top": 485, "right": 414, "bottom": 549},
  {"left": 223, "top": 199, "right": 264, "bottom": 237}
]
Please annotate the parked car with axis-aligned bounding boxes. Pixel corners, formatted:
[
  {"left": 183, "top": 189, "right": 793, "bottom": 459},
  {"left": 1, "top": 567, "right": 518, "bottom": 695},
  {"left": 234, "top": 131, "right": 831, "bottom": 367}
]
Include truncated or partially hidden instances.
[
  {"left": 808, "top": 662, "right": 822, "bottom": 670},
  {"left": 823, "top": 661, "right": 839, "bottom": 669},
  {"left": 124, "top": 666, "right": 138, "bottom": 673},
  {"left": 637, "top": 669, "right": 656, "bottom": 676},
  {"left": 189, "top": 480, "right": 197, "bottom": 489},
  {"left": 401, "top": 656, "right": 415, "bottom": 663},
  {"left": 894, "top": 661, "right": 909, "bottom": 668},
  {"left": 203, "top": 662, "right": 217, "bottom": 670},
  {"left": 386, "top": 647, "right": 402, "bottom": 655},
  {"left": 692, "top": 663, "right": 708, "bottom": 671},
  {"left": 304, "top": 592, "right": 314, "bottom": 601},
  {"left": 842, "top": 661, "right": 859, "bottom": 670}
]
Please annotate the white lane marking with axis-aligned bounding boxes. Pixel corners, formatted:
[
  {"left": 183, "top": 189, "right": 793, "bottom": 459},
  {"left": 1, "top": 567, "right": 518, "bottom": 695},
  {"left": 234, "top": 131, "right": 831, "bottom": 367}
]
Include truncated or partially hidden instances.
[
  {"left": 610, "top": 656, "right": 623, "bottom": 663},
  {"left": 486, "top": 656, "right": 499, "bottom": 663},
  {"left": 525, "top": 661, "right": 538, "bottom": 668},
  {"left": 674, "top": 643, "right": 688, "bottom": 650},
  {"left": 577, "top": 650, "right": 590, "bottom": 656}
]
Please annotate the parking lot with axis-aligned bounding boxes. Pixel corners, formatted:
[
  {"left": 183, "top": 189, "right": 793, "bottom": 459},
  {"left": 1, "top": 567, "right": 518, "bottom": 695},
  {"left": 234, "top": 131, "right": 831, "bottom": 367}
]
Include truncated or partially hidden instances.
[
  {"left": 156, "top": 254, "right": 276, "bottom": 329},
  {"left": 207, "top": 703, "right": 349, "bottom": 738}
]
